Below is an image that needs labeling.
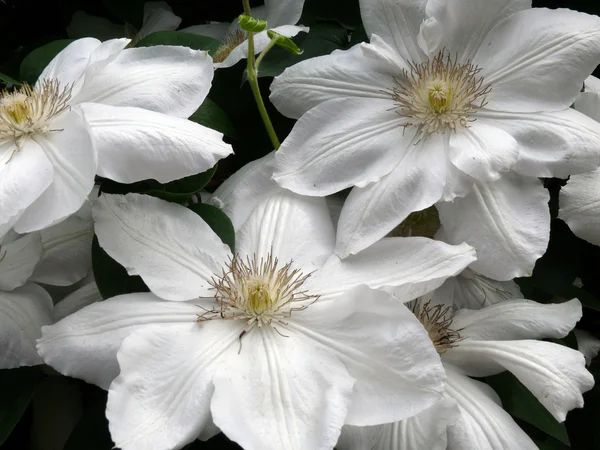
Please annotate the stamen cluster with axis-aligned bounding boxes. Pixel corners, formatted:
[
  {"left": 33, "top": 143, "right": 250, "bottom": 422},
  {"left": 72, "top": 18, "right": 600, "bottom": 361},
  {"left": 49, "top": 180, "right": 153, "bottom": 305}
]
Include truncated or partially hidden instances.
[
  {"left": 410, "top": 300, "right": 463, "bottom": 354},
  {"left": 200, "top": 253, "right": 318, "bottom": 335},
  {"left": 391, "top": 51, "right": 490, "bottom": 140},
  {"left": 0, "top": 80, "right": 72, "bottom": 148},
  {"left": 213, "top": 30, "right": 247, "bottom": 63}
]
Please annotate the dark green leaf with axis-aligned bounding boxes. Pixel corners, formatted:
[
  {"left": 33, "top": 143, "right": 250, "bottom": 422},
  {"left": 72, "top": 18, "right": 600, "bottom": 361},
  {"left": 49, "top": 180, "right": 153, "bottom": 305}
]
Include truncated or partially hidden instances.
[
  {"left": 256, "top": 22, "right": 348, "bottom": 78},
  {"left": 188, "top": 203, "right": 235, "bottom": 253},
  {"left": 64, "top": 389, "right": 113, "bottom": 450},
  {"left": 92, "top": 236, "right": 149, "bottom": 300},
  {"left": 485, "top": 372, "right": 570, "bottom": 445},
  {"left": 100, "top": 166, "right": 217, "bottom": 204},
  {"left": 189, "top": 98, "right": 239, "bottom": 139},
  {"left": 0, "top": 367, "right": 43, "bottom": 445},
  {"left": 136, "top": 31, "right": 221, "bottom": 56},
  {"left": 0, "top": 72, "right": 21, "bottom": 86},
  {"left": 238, "top": 15, "right": 267, "bottom": 33},
  {"left": 20, "top": 40, "right": 74, "bottom": 84}
]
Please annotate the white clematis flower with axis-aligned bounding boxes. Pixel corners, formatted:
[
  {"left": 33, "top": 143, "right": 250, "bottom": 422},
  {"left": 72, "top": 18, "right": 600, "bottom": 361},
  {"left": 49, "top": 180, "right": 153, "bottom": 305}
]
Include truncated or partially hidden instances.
[
  {"left": 339, "top": 296, "right": 594, "bottom": 450},
  {"left": 0, "top": 37, "right": 232, "bottom": 233},
  {"left": 38, "top": 188, "right": 476, "bottom": 450},
  {"left": 270, "top": 0, "right": 600, "bottom": 260},
  {"left": 0, "top": 230, "right": 53, "bottom": 369},
  {"left": 182, "top": 0, "right": 308, "bottom": 69}
]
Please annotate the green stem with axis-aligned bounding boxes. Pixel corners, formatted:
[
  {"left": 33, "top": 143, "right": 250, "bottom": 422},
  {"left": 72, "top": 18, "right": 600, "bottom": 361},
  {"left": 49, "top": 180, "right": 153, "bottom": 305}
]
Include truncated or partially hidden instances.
[
  {"left": 242, "top": 0, "right": 281, "bottom": 149},
  {"left": 254, "top": 38, "right": 278, "bottom": 71}
]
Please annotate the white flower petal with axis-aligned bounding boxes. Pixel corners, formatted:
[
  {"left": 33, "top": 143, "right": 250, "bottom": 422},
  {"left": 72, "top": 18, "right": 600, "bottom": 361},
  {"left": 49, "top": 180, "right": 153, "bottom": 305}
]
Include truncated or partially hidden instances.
[
  {"left": 433, "top": 268, "right": 523, "bottom": 310},
  {"left": 476, "top": 8, "right": 600, "bottom": 113},
  {"left": 108, "top": 322, "right": 237, "bottom": 450},
  {"left": 336, "top": 425, "right": 382, "bottom": 450},
  {"left": 307, "top": 238, "right": 476, "bottom": 302},
  {"left": 0, "top": 140, "right": 53, "bottom": 233},
  {"left": 293, "top": 286, "right": 446, "bottom": 426},
  {"left": 437, "top": 173, "right": 550, "bottom": 281},
  {"left": 137, "top": 1, "right": 182, "bottom": 39},
  {"left": 30, "top": 213, "right": 93, "bottom": 286},
  {"left": 37, "top": 38, "right": 101, "bottom": 88},
  {"left": 264, "top": 0, "right": 305, "bottom": 26},
  {"left": 181, "top": 23, "right": 230, "bottom": 40},
  {"left": 574, "top": 329, "right": 600, "bottom": 365},
  {"left": 559, "top": 167, "right": 600, "bottom": 246},
  {"left": 424, "top": 0, "right": 529, "bottom": 61},
  {"left": 209, "top": 152, "right": 281, "bottom": 231},
  {"left": 53, "top": 281, "right": 102, "bottom": 321},
  {"left": 335, "top": 134, "right": 447, "bottom": 258},
  {"left": 73, "top": 45, "right": 214, "bottom": 118},
  {"left": 444, "top": 367, "right": 538, "bottom": 450},
  {"left": 93, "top": 194, "right": 231, "bottom": 301},
  {"left": 81, "top": 103, "right": 232, "bottom": 184},
  {"left": 574, "top": 75, "right": 600, "bottom": 121},
  {"left": 236, "top": 193, "right": 335, "bottom": 271},
  {"left": 274, "top": 98, "right": 408, "bottom": 196},
  {"left": 452, "top": 298, "right": 582, "bottom": 341},
  {"left": 482, "top": 108, "right": 600, "bottom": 178},
  {"left": 0, "top": 232, "right": 43, "bottom": 291},
  {"left": 448, "top": 123, "right": 518, "bottom": 182},
  {"left": 270, "top": 40, "right": 401, "bottom": 119},
  {"left": 359, "top": 0, "right": 427, "bottom": 62},
  {"left": 0, "top": 283, "right": 53, "bottom": 369},
  {"left": 37, "top": 293, "right": 200, "bottom": 389},
  {"left": 444, "top": 339, "right": 594, "bottom": 422},
  {"left": 14, "top": 109, "right": 96, "bottom": 233},
  {"left": 212, "top": 326, "right": 353, "bottom": 450}
]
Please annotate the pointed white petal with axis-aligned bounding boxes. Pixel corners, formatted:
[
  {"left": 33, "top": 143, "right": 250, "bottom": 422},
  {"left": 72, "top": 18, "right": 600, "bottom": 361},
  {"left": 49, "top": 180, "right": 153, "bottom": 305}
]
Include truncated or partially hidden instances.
[
  {"left": 574, "top": 329, "right": 600, "bottom": 365},
  {"left": 73, "top": 45, "right": 214, "bottom": 118},
  {"left": 453, "top": 298, "right": 582, "bottom": 341},
  {"left": 448, "top": 123, "right": 518, "bottom": 183},
  {"left": 212, "top": 326, "right": 353, "bottom": 450},
  {"left": 0, "top": 232, "right": 43, "bottom": 291},
  {"left": 293, "top": 286, "right": 446, "bottom": 426},
  {"left": 37, "top": 293, "right": 200, "bottom": 389},
  {"left": 53, "top": 281, "right": 102, "bottom": 321},
  {"left": 0, "top": 283, "right": 53, "bottom": 369},
  {"left": 444, "top": 339, "right": 594, "bottom": 422},
  {"left": 476, "top": 8, "right": 600, "bottom": 113},
  {"left": 93, "top": 194, "right": 231, "bottom": 301},
  {"left": 335, "top": 134, "right": 447, "bottom": 258},
  {"left": 437, "top": 173, "right": 550, "bottom": 281},
  {"left": 0, "top": 140, "right": 53, "bottom": 233},
  {"left": 274, "top": 97, "right": 408, "bottom": 196},
  {"left": 270, "top": 40, "right": 402, "bottom": 119},
  {"left": 359, "top": 0, "right": 427, "bottom": 63},
  {"left": 559, "top": 168, "right": 600, "bottom": 246},
  {"left": 30, "top": 213, "right": 93, "bottom": 286},
  {"left": 37, "top": 38, "right": 101, "bottom": 88},
  {"left": 15, "top": 109, "right": 96, "bottom": 233},
  {"left": 307, "top": 238, "right": 475, "bottom": 302},
  {"left": 137, "top": 1, "right": 182, "bottom": 39},
  {"left": 444, "top": 368, "right": 538, "bottom": 450},
  {"left": 236, "top": 193, "right": 335, "bottom": 271},
  {"left": 108, "top": 322, "right": 237, "bottom": 450},
  {"left": 82, "top": 103, "right": 232, "bottom": 183}
]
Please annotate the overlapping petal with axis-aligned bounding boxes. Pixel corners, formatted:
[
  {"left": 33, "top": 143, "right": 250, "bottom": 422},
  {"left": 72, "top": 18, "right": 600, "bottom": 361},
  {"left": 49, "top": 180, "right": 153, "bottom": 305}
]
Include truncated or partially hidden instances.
[
  {"left": 559, "top": 168, "right": 600, "bottom": 246},
  {"left": 0, "top": 232, "right": 43, "bottom": 291}
]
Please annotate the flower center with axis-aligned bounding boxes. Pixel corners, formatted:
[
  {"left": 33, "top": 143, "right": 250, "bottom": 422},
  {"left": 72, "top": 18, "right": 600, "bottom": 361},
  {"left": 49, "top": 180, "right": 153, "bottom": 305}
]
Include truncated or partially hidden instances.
[
  {"left": 199, "top": 253, "right": 318, "bottom": 336},
  {"left": 0, "top": 80, "right": 72, "bottom": 149},
  {"left": 213, "top": 29, "right": 247, "bottom": 63},
  {"left": 390, "top": 51, "right": 490, "bottom": 140},
  {"left": 410, "top": 299, "right": 462, "bottom": 354}
]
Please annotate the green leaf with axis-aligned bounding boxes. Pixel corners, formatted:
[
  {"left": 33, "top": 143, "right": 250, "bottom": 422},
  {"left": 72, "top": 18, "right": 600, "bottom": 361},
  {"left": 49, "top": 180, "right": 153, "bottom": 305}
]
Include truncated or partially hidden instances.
[
  {"left": 92, "top": 236, "right": 149, "bottom": 300},
  {"left": 20, "top": 40, "right": 74, "bottom": 84},
  {"left": 0, "top": 367, "right": 43, "bottom": 445},
  {"left": 267, "top": 30, "right": 304, "bottom": 55},
  {"left": 256, "top": 22, "right": 348, "bottom": 78},
  {"left": 64, "top": 389, "right": 113, "bottom": 450},
  {"left": 188, "top": 203, "right": 235, "bottom": 253},
  {"left": 0, "top": 72, "right": 21, "bottom": 86},
  {"left": 189, "top": 98, "right": 239, "bottom": 139},
  {"left": 136, "top": 31, "right": 221, "bottom": 56},
  {"left": 485, "top": 372, "right": 570, "bottom": 445},
  {"left": 100, "top": 166, "right": 217, "bottom": 204},
  {"left": 238, "top": 15, "right": 268, "bottom": 33}
]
